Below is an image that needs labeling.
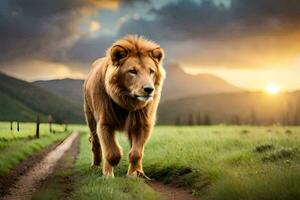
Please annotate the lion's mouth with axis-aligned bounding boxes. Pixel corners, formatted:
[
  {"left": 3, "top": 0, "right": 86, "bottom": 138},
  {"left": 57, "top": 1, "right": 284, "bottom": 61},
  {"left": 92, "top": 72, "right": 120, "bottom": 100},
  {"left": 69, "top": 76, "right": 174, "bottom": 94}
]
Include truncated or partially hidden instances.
[{"left": 134, "top": 95, "right": 153, "bottom": 102}]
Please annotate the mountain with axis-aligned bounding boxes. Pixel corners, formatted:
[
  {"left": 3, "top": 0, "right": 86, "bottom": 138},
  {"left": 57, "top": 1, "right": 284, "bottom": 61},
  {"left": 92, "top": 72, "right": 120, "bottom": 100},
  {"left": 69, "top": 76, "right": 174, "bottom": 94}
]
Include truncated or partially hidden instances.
[
  {"left": 157, "top": 91, "right": 300, "bottom": 125},
  {"left": 0, "top": 73, "right": 84, "bottom": 123},
  {"left": 33, "top": 63, "right": 242, "bottom": 106},
  {"left": 161, "top": 63, "right": 242, "bottom": 100},
  {"left": 3, "top": 72, "right": 299, "bottom": 125},
  {"left": 34, "top": 79, "right": 84, "bottom": 106},
  {"left": 0, "top": 89, "right": 47, "bottom": 121}
]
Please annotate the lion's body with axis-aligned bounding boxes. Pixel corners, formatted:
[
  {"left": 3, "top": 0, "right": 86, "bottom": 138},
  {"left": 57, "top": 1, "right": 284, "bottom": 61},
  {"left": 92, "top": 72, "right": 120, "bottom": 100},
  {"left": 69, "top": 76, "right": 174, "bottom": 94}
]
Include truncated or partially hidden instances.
[{"left": 83, "top": 35, "right": 165, "bottom": 177}]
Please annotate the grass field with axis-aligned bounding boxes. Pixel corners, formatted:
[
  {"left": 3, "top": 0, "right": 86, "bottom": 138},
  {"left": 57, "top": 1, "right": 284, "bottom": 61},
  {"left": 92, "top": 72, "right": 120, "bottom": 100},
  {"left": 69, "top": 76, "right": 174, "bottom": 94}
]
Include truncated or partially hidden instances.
[
  {"left": 1, "top": 123, "right": 300, "bottom": 199},
  {"left": 146, "top": 126, "right": 300, "bottom": 200},
  {"left": 0, "top": 122, "right": 70, "bottom": 175},
  {"left": 72, "top": 125, "right": 300, "bottom": 200}
]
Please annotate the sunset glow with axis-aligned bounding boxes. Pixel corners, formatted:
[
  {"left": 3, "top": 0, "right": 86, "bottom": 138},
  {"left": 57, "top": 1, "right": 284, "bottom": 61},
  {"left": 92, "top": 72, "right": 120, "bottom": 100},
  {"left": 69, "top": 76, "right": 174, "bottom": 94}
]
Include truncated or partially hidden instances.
[{"left": 266, "top": 83, "right": 281, "bottom": 94}]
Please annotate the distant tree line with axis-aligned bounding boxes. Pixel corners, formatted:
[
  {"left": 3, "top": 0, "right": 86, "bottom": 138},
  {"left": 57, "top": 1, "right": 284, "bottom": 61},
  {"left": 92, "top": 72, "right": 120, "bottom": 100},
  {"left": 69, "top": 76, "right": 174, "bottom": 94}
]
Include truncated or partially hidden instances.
[
  {"left": 281, "top": 101, "right": 300, "bottom": 126},
  {"left": 175, "top": 113, "right": 212, "bottom": 126},
  {"left": 173, "top": 100, "right": 300, "bottom": 126}
]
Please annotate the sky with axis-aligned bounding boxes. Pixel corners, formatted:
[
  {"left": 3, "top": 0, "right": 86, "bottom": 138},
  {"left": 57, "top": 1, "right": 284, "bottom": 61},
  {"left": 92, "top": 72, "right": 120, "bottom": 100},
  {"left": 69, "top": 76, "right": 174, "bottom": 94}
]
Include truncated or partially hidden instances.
[{"left": 0, "top": 0, "right": 300, "bottom": 91}]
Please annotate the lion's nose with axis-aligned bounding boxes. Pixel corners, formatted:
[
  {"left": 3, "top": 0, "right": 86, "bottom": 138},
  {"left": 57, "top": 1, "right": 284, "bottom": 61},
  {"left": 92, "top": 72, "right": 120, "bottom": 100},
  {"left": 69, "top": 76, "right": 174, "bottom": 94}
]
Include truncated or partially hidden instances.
[{"left": 143, "top": 85, "right": 154, "bottom": 95}]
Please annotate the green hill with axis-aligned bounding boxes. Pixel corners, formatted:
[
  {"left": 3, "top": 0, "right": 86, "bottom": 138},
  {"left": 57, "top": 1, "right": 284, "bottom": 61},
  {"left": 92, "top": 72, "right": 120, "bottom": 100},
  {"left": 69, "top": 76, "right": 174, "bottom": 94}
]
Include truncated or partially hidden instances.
[
  {"left": 0, "top": 90, "right": 47, "bottom": 121},
  {"left": 3, "top": 72, "right": 299, "bottom": 126},
  {"left": 158, "top": 92, "right": 300, "bottom": 125},
  {"left": 0, "top": 73, "right": 84, "bottom": 123},
  {"left": 34, "top": 79, "right": 84, "bottom": 107}
]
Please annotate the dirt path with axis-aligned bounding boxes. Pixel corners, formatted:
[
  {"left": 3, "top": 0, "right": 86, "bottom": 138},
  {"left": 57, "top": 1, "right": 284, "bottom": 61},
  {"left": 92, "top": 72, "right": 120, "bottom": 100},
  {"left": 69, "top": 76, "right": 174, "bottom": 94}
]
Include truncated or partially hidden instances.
[
  {"left": 2, "top": 132, "right": 79, "bottom": 200},
  {"left": 0, "top": 140, "right": 63, "bottom": 197},
  {"left": 1, "top": 131, "right": 198, "bottom": 200},
  {"left": 148, "top": 181, "right": 198, "bottom": 200},
  {"left": 31, "top": 132, "right": 80, "bottom": 199}
]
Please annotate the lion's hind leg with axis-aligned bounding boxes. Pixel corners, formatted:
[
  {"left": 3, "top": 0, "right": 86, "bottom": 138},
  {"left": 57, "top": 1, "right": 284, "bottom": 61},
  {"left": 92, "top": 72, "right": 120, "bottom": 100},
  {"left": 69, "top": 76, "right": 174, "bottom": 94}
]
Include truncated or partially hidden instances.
[
  {"left": 84, "top": 103, "right": 102, "bottom": 166},
  {"left": 91, "top": 132, "right": 101, "bottom": 166}
]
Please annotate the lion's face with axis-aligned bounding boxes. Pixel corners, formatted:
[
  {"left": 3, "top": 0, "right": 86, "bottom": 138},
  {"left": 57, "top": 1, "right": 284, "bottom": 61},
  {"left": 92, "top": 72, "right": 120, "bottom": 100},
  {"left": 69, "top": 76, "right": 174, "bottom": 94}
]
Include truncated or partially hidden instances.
[
  {"left": 119, "top": 56, "right": 157, "bottom": 102},
  {"left": 105, "top": 42, "right": 165, "bottom": 110}
]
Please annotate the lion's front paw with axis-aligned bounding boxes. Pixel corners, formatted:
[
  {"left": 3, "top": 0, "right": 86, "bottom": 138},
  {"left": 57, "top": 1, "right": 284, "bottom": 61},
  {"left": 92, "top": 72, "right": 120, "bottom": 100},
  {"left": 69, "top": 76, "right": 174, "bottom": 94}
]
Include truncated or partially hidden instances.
[
  {"left": 127, "top": 170, "right": 151, "bottom": 181},
  {"left": 103, "top": 166, "right": 115, "bottom": 178},
  {"left": 102, "top": 158, "right": 115, "bottom": 178},
  {"left": 103, "top": 171, "right": 115, "bottom": 178}
]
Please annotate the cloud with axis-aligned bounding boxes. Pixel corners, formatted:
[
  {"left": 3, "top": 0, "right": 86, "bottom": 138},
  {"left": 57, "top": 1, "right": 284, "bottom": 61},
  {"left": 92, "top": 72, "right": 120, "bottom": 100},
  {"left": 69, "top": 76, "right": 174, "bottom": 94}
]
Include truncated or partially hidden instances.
[
  {"left": 119, "top": 0, "right": 300, "bottom": 40},
  {"left": 0, "top": 1, "right": 77, "bottom": 62},
  {"left": 0, "top": 0, "right": 150, "bottom": 73},
  {"left": 117, "top": 0, "right": 300, "bottom": 68},
  {"left": 0, "top": 0, "right": 123, "bottom": 63},
  {"left": 1, "top": 59, "right": 86, "bottom": 81},
  {"left": 164, "top": 31, "right": 300, "bottom": 68},
  {"left": 1, "top": 0, "right": 300, "bottom": 81}
]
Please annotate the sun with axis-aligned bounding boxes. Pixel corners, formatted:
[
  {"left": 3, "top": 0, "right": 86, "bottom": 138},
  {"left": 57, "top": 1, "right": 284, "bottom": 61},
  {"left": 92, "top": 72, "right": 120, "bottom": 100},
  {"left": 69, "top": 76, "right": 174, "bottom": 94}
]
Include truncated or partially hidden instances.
[{"left": 265, "top": 83, "right": 280, "bottom": 94}]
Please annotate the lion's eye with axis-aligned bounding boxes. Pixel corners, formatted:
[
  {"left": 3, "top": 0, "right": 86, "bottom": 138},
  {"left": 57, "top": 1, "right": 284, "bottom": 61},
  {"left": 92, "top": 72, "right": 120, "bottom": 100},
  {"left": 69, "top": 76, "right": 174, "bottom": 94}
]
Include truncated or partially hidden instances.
[
  {"left": 150, "top": 69, "right": 155, "bottom": 75},
  {"left": 128, "top": 69, "right": 137, "bottom": 75}
]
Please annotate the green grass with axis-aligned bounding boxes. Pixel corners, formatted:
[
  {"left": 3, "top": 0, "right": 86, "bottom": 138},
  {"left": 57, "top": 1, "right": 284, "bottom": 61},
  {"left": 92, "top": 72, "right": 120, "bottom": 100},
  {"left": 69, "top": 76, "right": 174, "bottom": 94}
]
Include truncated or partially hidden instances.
[
  {"left": 142, "top": 126, "right": 300, "bottom": 200},
  {"left": 73, "top": 125, "right": 300, "bottom": 200},
  {"left": 2, "top": 123, "right": 300, "bottom": 199},
  {"left": 71, "top": 132, "right": 159, "bottom": 200},
  {"left": 0, "top": 122, "right": 70, "bottom": 176}
]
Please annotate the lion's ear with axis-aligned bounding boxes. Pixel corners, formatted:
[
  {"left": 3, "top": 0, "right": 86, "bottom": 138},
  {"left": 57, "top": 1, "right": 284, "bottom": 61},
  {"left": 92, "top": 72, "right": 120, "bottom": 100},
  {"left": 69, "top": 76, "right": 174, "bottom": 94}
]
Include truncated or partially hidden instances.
[
  {"left": 110, "top": 45, "right": 128, "bottom": 65},
  {"left": 150, "top": 47, "right": 164, "bottom": 63}
]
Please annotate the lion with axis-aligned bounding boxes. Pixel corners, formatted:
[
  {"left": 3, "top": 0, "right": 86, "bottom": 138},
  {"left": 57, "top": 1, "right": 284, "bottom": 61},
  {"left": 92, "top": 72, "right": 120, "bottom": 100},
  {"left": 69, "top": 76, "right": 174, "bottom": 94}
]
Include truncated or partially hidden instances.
[{"left": 83, "top": 35, "right": 165, "bottom": 178}]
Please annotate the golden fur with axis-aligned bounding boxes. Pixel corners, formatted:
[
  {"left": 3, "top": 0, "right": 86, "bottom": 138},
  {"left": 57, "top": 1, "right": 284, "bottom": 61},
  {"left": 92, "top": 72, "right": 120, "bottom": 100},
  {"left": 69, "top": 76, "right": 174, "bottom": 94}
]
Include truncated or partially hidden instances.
[{"left": 83, "top": 35, "right": 165, "bottom": 177}]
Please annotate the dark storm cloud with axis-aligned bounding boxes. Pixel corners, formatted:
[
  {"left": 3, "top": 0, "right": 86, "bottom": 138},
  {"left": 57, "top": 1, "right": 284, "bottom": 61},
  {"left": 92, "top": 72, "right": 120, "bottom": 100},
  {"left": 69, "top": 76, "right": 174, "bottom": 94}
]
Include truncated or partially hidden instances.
[
  {"left": 0, "top": 0, "right": 90, "bottom": 62},
  {"left": 116, "top": 0, "right": 300, "bottom": 69},
  {"left": 0, "top": 0, "right": 146, "bottom": 65},
  {"left": 2, "top": 0, "right": 300, "bottom": 76},
  {"left": 119, "top": 0, "right": 300, "bottom": 41},
  {"left": 51, "top": 35, "right": 117, "bottom": 65}
]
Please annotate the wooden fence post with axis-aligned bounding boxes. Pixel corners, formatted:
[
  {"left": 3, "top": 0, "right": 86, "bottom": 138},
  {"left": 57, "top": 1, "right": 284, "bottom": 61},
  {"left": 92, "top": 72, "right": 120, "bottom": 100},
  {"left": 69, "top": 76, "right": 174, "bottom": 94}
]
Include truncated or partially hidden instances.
[
  {"left": 48, "top": 115, "right": 53, "bottom": 133},
  {"left": 10, "top": 121, "right": 13, "bottom": 131},
  {"left": 50, "top": 121, "right": 52, "bottom": 133},
  {"left": 64, "top": 119, "right": 68, "bottom": 132},
  {"left": 64, "top": 123, "right": 68, "bottom": 132},
  {"left": 36, "top": 115, "right": 40, "bottom": 138}
]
